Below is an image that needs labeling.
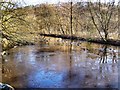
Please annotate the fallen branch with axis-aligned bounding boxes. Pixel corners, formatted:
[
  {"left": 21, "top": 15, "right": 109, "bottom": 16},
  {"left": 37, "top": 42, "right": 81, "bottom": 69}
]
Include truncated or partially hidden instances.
[{"left": 40, "top": 33, "right": 120, "bottom": 46}]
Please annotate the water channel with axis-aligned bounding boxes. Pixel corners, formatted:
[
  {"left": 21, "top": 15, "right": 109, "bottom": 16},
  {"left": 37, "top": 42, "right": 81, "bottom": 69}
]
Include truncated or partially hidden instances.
[{"left": 1, "top": 38, "right": 119, "bottom": 88}]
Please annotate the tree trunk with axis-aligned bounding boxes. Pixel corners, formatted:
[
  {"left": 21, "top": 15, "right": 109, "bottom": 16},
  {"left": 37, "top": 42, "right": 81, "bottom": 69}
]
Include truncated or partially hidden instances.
[{"left": 105, "top": 31, "right": 108, "bottom": 41}]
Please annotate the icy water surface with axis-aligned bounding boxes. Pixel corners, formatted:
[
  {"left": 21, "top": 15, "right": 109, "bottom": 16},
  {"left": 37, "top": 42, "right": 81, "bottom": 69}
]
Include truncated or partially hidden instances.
[{"left": 1, "top": 39, "right": 119, "bottom": 88}]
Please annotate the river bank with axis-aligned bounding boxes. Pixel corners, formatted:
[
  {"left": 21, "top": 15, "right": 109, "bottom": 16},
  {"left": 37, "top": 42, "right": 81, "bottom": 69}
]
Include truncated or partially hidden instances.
[
  {"left": 40, "top": 34, "right": 120, "bottom": 46},
  {"left": 1, "top": 38, "right": 35, "bottom": 56}
]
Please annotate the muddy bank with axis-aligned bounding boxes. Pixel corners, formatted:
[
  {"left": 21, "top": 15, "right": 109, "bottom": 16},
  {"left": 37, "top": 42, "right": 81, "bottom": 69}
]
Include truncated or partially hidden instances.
[{"left": 40, "top": 34, "right": 120, "bottom": 46}]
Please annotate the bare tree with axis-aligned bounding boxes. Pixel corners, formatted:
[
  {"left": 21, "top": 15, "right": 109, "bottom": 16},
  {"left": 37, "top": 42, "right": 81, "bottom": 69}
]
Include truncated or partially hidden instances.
[
  {"left": 0, "top": 1, "right": 27, "bottom": 41},
  {"left": 88, "top": 0, "right": 115, "bottom": 41}
]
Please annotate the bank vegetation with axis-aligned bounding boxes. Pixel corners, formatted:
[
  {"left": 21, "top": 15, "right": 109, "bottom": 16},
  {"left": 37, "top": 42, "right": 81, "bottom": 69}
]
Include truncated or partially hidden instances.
[{"left": 0, "top": 0, "right": 119, "bottom": 51}]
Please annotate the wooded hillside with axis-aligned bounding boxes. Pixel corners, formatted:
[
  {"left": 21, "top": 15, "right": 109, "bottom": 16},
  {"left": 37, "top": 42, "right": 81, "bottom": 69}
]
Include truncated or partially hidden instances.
[{"left": 0, "top": 1, "right": 119, "bottom": 50}]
